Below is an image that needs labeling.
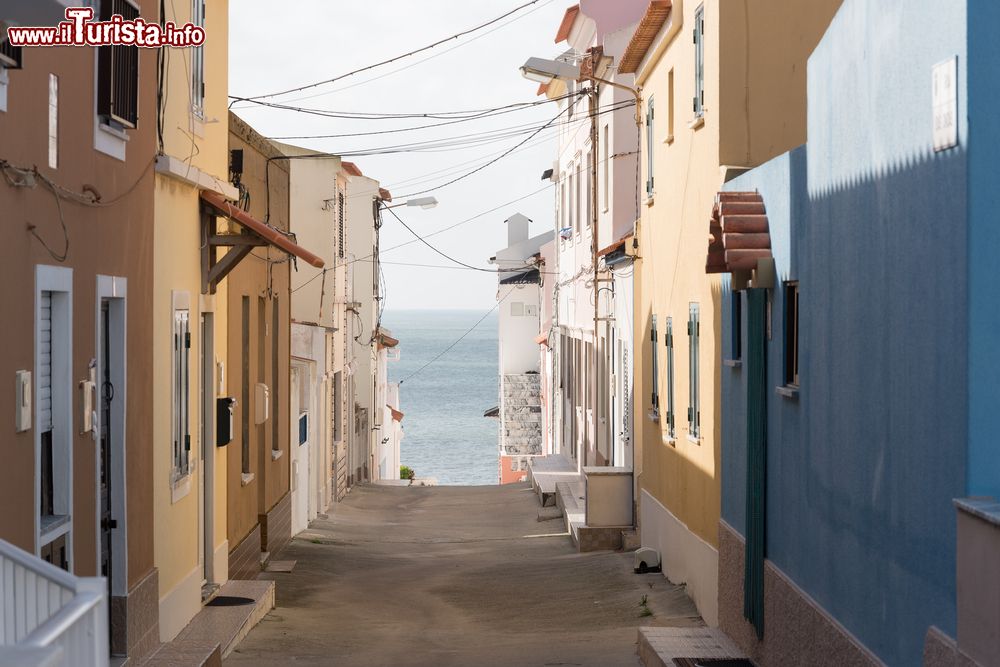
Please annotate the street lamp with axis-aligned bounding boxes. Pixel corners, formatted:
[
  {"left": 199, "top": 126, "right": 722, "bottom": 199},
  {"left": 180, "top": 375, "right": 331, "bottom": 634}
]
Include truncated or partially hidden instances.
[
  {"left": 381, "top": 196, "right": 438, "bottom": 210},
  {"left": 519, "top": 56, "right": 642, "bottom": 127}
]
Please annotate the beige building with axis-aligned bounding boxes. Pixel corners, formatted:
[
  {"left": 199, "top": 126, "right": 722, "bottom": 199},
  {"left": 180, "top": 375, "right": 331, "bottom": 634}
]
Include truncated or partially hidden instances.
[{"left": 623, "top": 0, "right": 841, "bottom": 624}]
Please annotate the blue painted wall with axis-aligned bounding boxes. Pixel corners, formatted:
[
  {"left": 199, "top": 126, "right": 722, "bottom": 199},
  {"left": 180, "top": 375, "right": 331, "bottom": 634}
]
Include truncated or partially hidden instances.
[
  {"left": 966, "top": 0, "right": 1000, "bottom": 500},
  {"left": 721, "top": 1, "right": 970, "bottom": 664}
]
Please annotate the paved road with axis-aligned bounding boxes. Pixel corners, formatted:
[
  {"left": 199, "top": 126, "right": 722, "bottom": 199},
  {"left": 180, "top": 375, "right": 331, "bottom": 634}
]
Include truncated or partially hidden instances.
[{"left": 226, "top": 483, "right": 702, "bottom": 667}]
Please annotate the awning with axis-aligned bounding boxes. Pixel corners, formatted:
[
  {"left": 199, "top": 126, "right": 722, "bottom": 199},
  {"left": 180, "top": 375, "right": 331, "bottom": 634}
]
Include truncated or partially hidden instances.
[
  {"left": 499, "top": 268, "right": 540, "bottom": 285},
  {"left": 705, "top": 191, "right": 772, "bottom": 274},
  {"left": 377, "top": 329, "right": 399, "bottom": 350},
  {"left": 199, "top": 190, "right": 325, "bottom": 294},
  {"left": 619, "top": 1, "right": 673, "bottom": 75},
  {"left": 483, "top": 406, "right": 499, "bottom": 418}
]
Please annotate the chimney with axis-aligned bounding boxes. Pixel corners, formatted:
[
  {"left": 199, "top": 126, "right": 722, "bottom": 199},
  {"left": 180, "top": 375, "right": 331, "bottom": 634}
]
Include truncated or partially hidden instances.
[{"left": 506, "top": 213, "right": 530, "bottom": 246}]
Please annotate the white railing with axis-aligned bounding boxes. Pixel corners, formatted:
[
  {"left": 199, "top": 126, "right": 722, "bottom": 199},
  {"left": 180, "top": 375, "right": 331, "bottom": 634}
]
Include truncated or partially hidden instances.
[{"left": 0, "top": 539, "right": 108, "bottom": 667}]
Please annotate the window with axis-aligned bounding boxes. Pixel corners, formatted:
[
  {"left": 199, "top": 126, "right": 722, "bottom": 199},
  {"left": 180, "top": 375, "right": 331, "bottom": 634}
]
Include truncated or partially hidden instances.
[
  {"left": 97, "top": 0, "right": 139, "bottom": 128},
  {"left": 585, "top": 149, "right": 592, "bottom": 229},
  {"left": 602, "top": 124, "right": 609, "bottom": 212},
  {"left": 784, "top": 282, "right": 799, "bottom": 386},
  {"left": 731, "top": 291, "right": 742, "bottom": 360},
  {"left": 693, "top": 4, "right": 705, "bottom": 118},
  {"left": 258, "top": 297, "right": 267, "bottom": 450},
  {"left": 569, "top": 162, "right": 577, "bottom": 234},
  {"left": 337, "top": 190, "right": 345, "bottom": 258},
  {"left": 36, "top": 268, "right": 73, "bottom": 570},
  {"left": 272, "top": 297, "right": 280, "bottom": 452},
  {"left": 645, "top": 97, "right": 655, "bottom": 197},
  {"left": 241, "top": 296, "right": 250, "bottom": 474},
  {"left": 333, "top": 371, "right": 343, "bottom": 442},
  {"left": 0, "top": 37, "right": 22, "bottom": 69},
  {"left": 191, "top": 0, "right": 205, "bottom": 116},
  {"left": 48, "top": 74, "right": 58, "bottom": 169},
  {"left": 172, "top": 299, "right": 191, "bottom": 479},
  {"left": 667, "top": 69, "right": 675, "bottom": 140},
  {"left": 688, "top": 302, "right": 700, "bottom": 439},
  {"left": 666, "top": 317, "right": 676, "bottom": 438},
  {"left": 650, "top": 315, "right": 659, "bottom": 412},
  {"left": 559, "top": 181, "right": 567, "bottom": 237}
]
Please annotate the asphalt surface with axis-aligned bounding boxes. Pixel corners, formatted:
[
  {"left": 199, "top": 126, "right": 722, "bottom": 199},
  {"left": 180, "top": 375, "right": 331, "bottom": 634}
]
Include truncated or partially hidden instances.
[{"left": 226, "top": 483, "right": 702, "bottom": 667}]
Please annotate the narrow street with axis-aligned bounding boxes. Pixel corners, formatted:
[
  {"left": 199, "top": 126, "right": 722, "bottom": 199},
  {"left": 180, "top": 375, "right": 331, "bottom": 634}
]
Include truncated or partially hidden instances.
[{"left": 226, "top": 484, "right": 701, "bottom": 666}]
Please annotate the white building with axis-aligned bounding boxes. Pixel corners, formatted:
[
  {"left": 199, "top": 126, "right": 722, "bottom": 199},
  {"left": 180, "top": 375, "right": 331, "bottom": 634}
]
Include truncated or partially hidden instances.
[
  {"left": 538, "top": 1, "right": 642, "bottom": 474},
  {"left": 375, "top": 330, "right": 403, "bottom": 481},
  {"left": 492, "top": 213, "right": 554, "bottom": 484},
  {"left": 281, "top": 143, "right": 346, "bottom": 534}
]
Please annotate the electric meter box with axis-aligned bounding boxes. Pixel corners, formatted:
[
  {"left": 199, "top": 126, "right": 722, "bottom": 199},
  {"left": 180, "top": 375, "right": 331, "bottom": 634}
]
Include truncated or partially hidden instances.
[{"left": 217, "top": 397, "right": 237, "bottom": 446}]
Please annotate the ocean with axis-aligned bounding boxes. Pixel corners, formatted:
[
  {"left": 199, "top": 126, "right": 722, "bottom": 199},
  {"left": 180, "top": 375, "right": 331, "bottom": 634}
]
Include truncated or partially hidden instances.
[{"left": 381, "top": 309, "right": 499, "bottom": 486}]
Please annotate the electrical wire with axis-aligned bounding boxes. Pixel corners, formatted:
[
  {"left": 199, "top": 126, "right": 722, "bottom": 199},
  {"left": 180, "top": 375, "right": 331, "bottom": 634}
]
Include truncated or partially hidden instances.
[
  {"left": 398, "top": 288, "right": 515, "bottom": 385},
  {"left": 384, "top": 206, "right": 538, "bottom": 274},
  {"left": 237, "top": 0, "right": 549, "bottom": 101}
]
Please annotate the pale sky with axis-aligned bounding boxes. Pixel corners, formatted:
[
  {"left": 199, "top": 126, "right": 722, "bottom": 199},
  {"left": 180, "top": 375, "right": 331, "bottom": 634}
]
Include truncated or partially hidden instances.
[{"left": 229, "top": 0, "right": 573, "bottom": 310}]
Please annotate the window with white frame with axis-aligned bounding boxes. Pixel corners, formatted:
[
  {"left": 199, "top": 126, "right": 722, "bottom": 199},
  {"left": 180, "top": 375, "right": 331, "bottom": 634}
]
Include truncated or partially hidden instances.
[
  {"left": 645, "top": 97, "right": 654, "bottom": 197},
  {"left": 585, "top": 149, "right": 592, "bottom": 229},
  {"left": 97, "top": 0, "right": 140, "bottom": 128},
  {"left": 36, "top": 266, "right": 73, "bottom": 570},
  {"left": 48, "top": 74, "right": 58, "bottom": 169},
  {"left": 688, "top": 303, "right": 700, "bottom": 438},
  {"left": 602, "top": 124, "right": 609, "bottom": 211},
  {"left": 172, "top": 295, "right": 192, "bottom": 480},
  {"left": 693, "top": 4, "right": 705, "bottom": 118},
  {"left": 0, "top": 38, "right": 22, "bottom": 113},
  {"left": 569, "top": 162, "right": 577, "bottom": 235},
  {"left": 191, "top": 0, "right": 205, "bottom": 116}
]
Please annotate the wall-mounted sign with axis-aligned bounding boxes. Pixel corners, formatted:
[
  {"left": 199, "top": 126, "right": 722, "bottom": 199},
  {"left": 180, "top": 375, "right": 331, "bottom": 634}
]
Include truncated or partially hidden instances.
[{"left": 933, "top": 57, "right": 958, "bottom": 152}]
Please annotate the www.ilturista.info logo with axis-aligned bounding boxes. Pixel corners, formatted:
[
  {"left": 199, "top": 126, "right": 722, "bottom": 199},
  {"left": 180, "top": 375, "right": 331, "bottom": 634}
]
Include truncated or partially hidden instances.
[{"left": 6, "top": 7, "right": 205, "bottom": 48}]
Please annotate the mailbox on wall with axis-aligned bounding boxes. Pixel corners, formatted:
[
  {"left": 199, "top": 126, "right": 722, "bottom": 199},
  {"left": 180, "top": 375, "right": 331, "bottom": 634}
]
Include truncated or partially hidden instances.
[{"left": 216, "top": 397, "right": 237, "bottom": 446}]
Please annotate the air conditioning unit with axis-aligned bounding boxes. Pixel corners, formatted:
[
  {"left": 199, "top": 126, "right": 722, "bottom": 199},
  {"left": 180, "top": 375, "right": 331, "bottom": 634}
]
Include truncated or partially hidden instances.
[{"left": 634, "top": 547, "right": 661, "bottom": 574}]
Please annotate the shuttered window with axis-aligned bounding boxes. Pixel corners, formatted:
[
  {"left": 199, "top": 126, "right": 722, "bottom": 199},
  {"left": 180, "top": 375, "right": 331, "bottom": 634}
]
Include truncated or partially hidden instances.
[
  {"left": 693, "top": 5, "right": 705, "bottom": 118},
  {"left": 337, "top": 191, "right": 345, "bottom": 258},
  {"left": 688, "top": 303, "right": 700, "bottom": 438},
  {"left": 666, "top": 317, "right": 675, "bottom": 438},
  {"left": 38, "top": 291, "right": 53, "bottom": 432},
  {"left": 650, "top": 315, "right": 659, "bottom": 410},
  {"left": 172, "top": 308, "right": 191, "bottom": 477},
  {"left": 645, "top": 98, "right": 655, "bottom": 196},
  {"left": 97, "top": 0, "right": 140, "bottom": 128},
  {"left": 191, "top": 0, "right": 205, "bottom": 116},
  {"left": 0, "top": 38, "right": 22, "bottom": 69}
]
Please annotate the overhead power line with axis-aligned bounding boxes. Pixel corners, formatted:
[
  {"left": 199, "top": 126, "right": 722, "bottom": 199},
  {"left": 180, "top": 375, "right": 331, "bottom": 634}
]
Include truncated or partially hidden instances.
[
  {"left": 398, "top": 289, "right": 514, "bottom": 386},
  {"left": 237, "top": 0, "right": 549, "bottom": 101}
]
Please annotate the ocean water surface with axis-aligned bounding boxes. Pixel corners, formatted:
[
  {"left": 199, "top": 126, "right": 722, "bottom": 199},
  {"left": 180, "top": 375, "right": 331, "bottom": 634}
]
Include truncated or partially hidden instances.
[{"left": 382, "top": 309, "right": 498, "bottom": 486}]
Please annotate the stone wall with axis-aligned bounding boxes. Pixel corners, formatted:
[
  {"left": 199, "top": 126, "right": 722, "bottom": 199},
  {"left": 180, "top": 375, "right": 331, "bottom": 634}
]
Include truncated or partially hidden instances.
[{"left": 500, "top": 373, "right": 542, "bottom": 457}]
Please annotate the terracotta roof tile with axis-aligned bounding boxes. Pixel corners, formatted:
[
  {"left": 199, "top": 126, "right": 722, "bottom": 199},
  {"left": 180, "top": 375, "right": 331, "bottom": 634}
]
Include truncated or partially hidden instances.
[
  {"left": 342, "top": 162, "right": 363, "bottom": 177},
  {"left": 705, "top": 192, "right": 772, "bottom": 274},
  {"left": 379, "top": 188, "right": 392, "bottom": 202},
  {"left": 555, "top": 5, "right": 580, "bottom": 43},
  {"left": 619, "top": 0, "right": 672, "bottom": 74}
]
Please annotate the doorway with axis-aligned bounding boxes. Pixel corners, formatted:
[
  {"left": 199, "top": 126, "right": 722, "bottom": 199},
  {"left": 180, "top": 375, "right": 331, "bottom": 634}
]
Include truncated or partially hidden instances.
[
  {"left": 200, "top": 313, "right": 216, "bottom": 593},
  {"left": 95, "top": 276, "right": 127, "bottom": 655}
]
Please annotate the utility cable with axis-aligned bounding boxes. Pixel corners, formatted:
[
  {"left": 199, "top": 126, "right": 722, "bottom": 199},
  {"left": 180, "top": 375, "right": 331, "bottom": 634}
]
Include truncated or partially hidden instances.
[
  {"left": 398, "top": 289, "right": 514, "bottom": 385},
  {"left": 237, "top": 0, "right": 548, "bottom": 101}
]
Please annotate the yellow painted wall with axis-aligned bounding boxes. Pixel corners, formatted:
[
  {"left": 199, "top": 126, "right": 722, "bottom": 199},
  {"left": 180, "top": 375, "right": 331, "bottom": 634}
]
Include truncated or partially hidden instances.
[
  {"left": 633, "top": 0, "right": 840, "bottom": 549},
  {"left": 153, "top": 0, "right": 231, "bottom": 640}
]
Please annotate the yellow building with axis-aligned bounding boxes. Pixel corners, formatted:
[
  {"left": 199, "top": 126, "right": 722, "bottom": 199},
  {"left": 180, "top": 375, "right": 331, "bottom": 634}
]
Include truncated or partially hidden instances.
[
  {"left": 621, "top": 0, "right": 840, "bottom": 624},
  {"left": 151, "top": 0, "right": 233, "bottom": 641}
]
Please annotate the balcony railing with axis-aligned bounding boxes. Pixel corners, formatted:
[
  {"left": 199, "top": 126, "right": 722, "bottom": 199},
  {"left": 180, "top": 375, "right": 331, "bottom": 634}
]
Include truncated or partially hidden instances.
[{"left": 0, "top": 538, "right": 108, "bottom": 667}]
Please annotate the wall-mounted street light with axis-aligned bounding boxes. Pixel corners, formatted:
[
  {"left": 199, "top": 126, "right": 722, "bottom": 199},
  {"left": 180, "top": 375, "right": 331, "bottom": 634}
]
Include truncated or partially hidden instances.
[
  {"left": 381, "top": 196, "right": 438, "bottom": 210},
  {"left": 519, "top": 56, "right": 642, "bottom": 127}
]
